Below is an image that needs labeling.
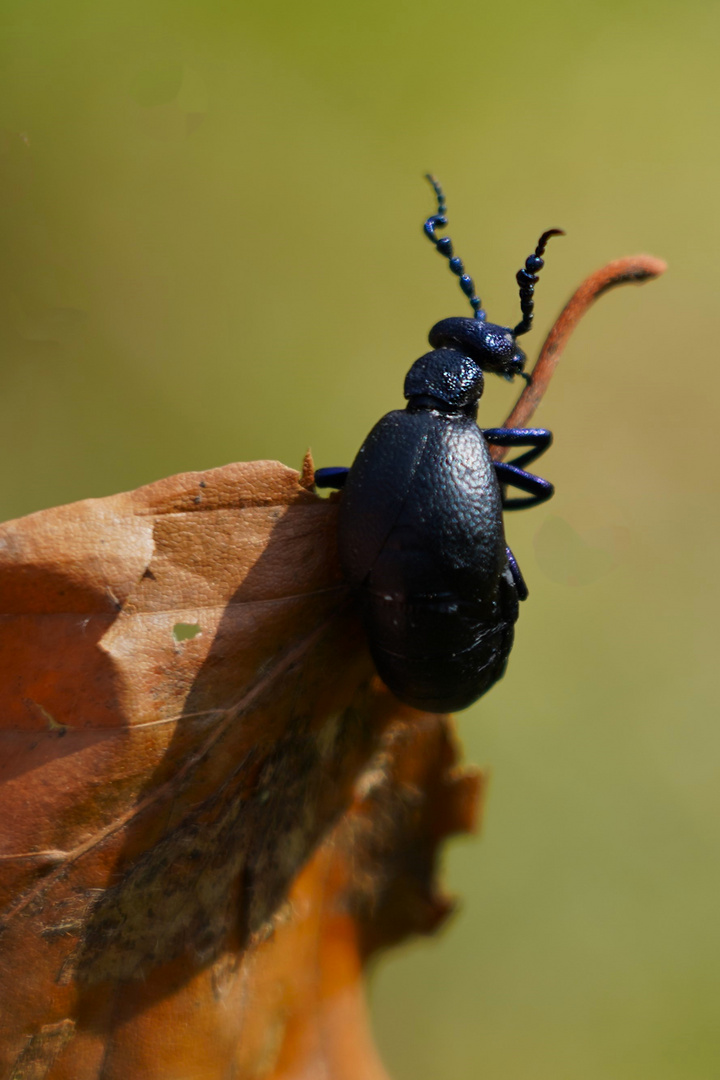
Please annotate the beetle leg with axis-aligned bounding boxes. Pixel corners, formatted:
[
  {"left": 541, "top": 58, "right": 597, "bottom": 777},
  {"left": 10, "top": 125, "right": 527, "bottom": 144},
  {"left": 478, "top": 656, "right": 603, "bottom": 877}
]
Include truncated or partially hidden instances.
[
  {"left": 482, "top": 427, "right": 552, "bottom": 470},
  {"left": 506, "top": 546, "right": 529, "bottom": 601},
  {"left": 314, "top": 466, "right": 349, "bottom": 490},
  {"left": 494, "top": 460, "right": 554, "bottom": 510}
]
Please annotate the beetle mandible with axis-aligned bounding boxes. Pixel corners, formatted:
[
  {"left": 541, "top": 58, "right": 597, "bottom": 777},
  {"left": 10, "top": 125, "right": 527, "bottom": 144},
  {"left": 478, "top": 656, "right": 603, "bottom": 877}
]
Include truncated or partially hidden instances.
[{"left": 315, "top": 176, "right": 563, "bottom": 713}]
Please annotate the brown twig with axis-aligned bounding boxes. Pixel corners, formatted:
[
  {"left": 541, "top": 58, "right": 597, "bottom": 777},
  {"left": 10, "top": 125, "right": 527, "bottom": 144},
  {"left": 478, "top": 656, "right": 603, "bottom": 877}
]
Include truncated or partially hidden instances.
[{"left": 490, "top": 255, "right": 667, "bottom": 461}]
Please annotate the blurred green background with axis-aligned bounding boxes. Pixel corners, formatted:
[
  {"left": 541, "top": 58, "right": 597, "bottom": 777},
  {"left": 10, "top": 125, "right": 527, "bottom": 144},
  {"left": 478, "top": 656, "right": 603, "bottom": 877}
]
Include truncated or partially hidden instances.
[{"left": 1, "top": 0, "right": 718, "bottom": 1076}]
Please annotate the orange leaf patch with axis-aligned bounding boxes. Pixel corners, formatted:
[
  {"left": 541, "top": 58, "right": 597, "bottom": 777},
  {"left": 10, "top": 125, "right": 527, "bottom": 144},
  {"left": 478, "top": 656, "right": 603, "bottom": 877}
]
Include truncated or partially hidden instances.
[{"left": 0, "top": 458, "right": 481, "bottom": 1080}]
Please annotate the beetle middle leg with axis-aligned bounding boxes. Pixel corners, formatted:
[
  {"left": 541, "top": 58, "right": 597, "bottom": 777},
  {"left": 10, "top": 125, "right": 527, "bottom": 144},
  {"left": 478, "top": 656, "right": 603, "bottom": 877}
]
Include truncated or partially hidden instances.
[
  {"left": 493, "top": 460, "right": 554, "bottom": 509},
  {"left": 314, "top": 466, "right": 349, "bottom": 490},
  {"left": 482, "top": 428, "right": 554, "bottom": 510},
  {"left": 481, "top": 427, "right": 552, "bottom": 469}
]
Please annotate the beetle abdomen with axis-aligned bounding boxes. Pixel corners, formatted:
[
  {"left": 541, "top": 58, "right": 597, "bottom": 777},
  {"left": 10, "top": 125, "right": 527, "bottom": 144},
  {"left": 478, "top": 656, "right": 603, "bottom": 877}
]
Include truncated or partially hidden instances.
[{"left": 361, "top": 586, "right": 517, "bottom": 713}]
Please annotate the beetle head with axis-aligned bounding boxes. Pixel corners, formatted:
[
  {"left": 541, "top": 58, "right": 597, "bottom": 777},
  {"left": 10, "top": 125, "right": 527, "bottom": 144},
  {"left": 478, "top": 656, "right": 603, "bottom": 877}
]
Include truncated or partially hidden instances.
[
  {"left": 428, "top": 317, "right": 527, "bottom": 381},
  {"left": 422, "top": 177, "right": 563, "bottom": 382}
]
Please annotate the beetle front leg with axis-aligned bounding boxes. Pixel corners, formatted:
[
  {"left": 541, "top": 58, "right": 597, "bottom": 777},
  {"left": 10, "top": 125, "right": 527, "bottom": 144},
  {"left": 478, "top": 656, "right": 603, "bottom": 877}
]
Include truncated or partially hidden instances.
[{"left": 314, "top": 466, "right": 350, "bottom": 490}]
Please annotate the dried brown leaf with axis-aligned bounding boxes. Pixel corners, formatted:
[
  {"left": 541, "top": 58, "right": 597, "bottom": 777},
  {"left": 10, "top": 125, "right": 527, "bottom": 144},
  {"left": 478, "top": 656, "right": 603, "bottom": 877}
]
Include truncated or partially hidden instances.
[{"left": 0, "top": 457, "right": 481, "bottom": 1080}]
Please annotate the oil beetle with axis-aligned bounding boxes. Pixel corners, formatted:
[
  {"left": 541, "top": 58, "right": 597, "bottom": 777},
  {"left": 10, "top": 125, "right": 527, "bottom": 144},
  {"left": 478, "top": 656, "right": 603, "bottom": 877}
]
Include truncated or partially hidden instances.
[{"left": 315, "top": 176, "right": 563, "bottom": 713}]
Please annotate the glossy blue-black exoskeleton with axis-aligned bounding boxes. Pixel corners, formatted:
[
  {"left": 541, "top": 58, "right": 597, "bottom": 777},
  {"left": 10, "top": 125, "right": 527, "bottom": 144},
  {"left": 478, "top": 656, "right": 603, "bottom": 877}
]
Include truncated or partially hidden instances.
[{"left": 315, "top": 176, "right": 563, "bottom": 712}]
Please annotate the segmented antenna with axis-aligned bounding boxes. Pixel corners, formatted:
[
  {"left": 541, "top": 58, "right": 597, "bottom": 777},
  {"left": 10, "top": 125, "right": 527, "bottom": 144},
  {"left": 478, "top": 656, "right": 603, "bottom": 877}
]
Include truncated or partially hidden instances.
[
  {"left": 514, "top": 228, "right": 565, "bottom": 337},
  {"left": 423, "top": 174, "right": 485, "bottom": 320}
]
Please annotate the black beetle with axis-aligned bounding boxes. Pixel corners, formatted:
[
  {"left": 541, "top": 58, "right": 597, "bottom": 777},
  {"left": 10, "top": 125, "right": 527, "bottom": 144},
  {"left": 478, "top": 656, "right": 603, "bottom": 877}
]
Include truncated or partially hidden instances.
[{"left": 315, "top": 176, "right": 562, "bottom": 713}]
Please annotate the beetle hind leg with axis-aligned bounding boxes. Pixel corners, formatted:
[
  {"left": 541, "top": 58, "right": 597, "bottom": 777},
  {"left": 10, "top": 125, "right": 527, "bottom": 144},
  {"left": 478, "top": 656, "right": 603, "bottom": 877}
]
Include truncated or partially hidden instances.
[
  {"left": 314, "top": 466, "right": 349, "bottom": 490},
  {"left": 506, "top": 546, "right": 529, "bottom": 601}
]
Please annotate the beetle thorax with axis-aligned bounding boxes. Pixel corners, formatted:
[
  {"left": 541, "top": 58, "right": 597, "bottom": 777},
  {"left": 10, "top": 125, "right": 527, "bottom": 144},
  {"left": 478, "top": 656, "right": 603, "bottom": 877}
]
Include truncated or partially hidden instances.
[{"left": 403, "top": 348, "right": 484, "bottom": 412}]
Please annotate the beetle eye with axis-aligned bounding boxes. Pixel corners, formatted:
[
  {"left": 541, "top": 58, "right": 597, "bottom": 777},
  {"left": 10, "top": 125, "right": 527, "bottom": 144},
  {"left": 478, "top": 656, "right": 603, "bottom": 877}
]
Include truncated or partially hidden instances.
[{"left": 509, "top": 347, "right": 527, "bottom": 375}]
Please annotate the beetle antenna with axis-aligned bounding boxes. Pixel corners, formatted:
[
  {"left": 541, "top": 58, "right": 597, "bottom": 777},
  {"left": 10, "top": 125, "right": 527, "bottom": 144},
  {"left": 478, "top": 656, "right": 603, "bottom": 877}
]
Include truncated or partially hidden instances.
[
  {"left": 514, "top": 228, "right": 565, "bottom": 337},
  {"left": 423, "top": 174, "right": 485, "bottom": 320}
]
